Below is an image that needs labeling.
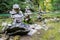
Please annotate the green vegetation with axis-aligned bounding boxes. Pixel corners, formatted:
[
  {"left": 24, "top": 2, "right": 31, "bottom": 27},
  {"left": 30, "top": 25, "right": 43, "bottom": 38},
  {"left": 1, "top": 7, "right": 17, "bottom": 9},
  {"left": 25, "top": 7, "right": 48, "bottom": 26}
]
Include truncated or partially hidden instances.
[
  {"left": 42, "top": 22, "right": 60, "bottom": 40},
  {"left": 0, "top": 0, "right": 60, "bottom": 13},
  {"left": 43, "top": 12, "right": 60, "bottom": 18}
]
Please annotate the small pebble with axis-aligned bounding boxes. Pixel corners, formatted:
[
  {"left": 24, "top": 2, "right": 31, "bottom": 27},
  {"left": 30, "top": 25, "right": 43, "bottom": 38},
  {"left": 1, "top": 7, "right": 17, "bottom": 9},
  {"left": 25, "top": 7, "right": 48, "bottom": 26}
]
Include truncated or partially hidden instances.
[{"left": 37, "top": 32, "right": 40, "bottom": 35}]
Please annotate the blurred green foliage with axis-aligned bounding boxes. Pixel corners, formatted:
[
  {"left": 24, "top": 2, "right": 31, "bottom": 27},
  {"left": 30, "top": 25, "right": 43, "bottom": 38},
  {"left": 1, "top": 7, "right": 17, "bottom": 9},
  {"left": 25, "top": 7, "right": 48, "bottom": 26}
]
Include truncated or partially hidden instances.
[
  {"left": 0, "top": 0, "right": 26, "bottom": 13},
  {"left": 52, "top": 0, "right": 60, "bottom": 11},
  {"left": 0, "top": 0, "right": 60, "bottom": 13}
]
